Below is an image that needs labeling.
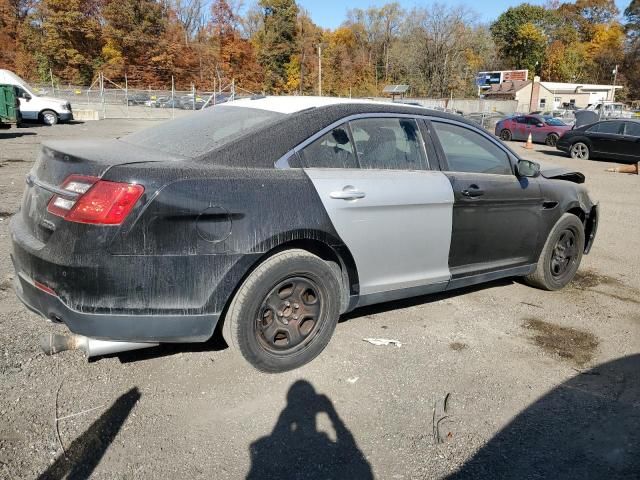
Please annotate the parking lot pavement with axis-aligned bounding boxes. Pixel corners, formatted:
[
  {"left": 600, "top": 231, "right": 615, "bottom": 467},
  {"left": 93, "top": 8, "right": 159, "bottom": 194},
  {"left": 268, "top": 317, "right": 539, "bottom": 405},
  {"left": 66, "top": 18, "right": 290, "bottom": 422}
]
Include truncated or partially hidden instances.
[{"left": 1, "top": 123, "right": 639, "bottom": 479}]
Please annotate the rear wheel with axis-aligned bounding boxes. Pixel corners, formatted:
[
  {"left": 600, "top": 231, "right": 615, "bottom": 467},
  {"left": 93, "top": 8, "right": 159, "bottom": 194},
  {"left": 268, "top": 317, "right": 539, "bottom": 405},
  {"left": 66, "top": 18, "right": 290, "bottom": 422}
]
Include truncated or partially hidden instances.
[
  {"left": 223, "top": 249, "right": 341, "bottom": 373},
  {"left": 524, "top": 213, "right": 585, "bottom": 291},
  {"left": 545, "top": 133, "right": 559, "bottom": 147},
  {"left": 570, "top": 142, "right": 589, "bottom": 160},
  {"left": 500, "top": 129, "right": 512, "bottom": 141},
  {"left": 41, "top": 110, "right": 58, "bottom": 126}
]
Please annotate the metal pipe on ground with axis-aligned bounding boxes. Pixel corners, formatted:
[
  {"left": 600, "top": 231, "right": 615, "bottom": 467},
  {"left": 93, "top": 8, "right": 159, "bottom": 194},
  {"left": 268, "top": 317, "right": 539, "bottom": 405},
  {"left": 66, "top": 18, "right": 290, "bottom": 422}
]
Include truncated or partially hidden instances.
[{"left": 40, "top": 333, "right": 158, "bottom": 358}]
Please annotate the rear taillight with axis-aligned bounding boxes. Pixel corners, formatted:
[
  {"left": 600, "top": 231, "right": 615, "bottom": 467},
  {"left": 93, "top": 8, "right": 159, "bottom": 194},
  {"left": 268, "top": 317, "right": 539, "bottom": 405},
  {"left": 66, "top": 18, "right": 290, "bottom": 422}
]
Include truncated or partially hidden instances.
[{"left": 47, "top": 175, "right": 144, "bottom": 225}]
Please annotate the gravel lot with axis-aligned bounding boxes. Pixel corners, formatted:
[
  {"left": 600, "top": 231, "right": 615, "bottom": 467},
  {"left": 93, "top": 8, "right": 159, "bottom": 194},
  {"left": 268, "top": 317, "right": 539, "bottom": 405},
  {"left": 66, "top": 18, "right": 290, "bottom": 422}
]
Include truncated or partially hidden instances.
[{"left": 1, "top": 119, "right": 639, "bottom": 479}]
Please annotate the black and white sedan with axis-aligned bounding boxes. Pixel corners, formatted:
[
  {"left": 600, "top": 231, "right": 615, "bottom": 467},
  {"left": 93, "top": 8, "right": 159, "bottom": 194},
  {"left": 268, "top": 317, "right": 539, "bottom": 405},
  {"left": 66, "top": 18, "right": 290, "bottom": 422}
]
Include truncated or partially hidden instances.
[{"left": 10, "top": 97, "right": 598, "bottom": 372}]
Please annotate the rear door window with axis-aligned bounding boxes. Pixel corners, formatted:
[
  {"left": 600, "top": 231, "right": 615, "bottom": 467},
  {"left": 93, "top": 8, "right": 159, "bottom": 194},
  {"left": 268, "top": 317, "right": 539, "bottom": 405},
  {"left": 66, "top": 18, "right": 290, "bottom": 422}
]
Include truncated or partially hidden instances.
[
  {"left": 349, "top": 117, "right": 428, "bottom": 170},
  {"left": 624, "top": 122, "right": 640, "bottom": 137},
  {"left": 589, "top": 121, "right": 624, "bottom": 134},
  {"left": 299, "top": 125, "right": 358, "bottom": 169},
  {"left": 432, "top": 121, "right": 513, "bottom": 175}
]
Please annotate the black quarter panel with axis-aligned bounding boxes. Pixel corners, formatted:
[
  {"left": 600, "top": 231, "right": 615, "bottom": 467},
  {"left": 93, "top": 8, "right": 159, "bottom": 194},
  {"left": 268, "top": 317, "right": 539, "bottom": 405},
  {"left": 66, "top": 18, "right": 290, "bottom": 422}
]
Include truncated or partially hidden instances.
[{"left": 105, "top": 164, "right": 354, "bottom": 314}]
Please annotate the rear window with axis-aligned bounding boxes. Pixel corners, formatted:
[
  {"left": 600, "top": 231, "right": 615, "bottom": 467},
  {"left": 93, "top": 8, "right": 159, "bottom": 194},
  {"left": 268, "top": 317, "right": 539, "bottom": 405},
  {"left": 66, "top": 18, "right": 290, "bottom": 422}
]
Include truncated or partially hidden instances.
[{"left": 123, "top": 105, "right": 284, "bottom": 158}]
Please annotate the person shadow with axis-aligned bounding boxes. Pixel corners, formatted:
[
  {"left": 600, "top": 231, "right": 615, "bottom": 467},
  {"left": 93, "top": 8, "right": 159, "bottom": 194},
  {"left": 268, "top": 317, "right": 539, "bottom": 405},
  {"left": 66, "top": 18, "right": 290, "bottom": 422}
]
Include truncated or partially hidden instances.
[
  {"left": 246, "top": 380, "right": 373, "bottom": 480},
  {"left": 448, "top": 354, "right": 640, "bottom": 479}
]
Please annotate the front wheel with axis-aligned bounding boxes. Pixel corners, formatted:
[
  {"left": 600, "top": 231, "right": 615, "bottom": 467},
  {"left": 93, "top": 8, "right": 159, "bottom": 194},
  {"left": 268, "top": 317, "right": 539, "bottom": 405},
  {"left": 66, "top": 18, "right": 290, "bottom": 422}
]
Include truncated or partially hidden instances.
[
  {"left": 545, "top": 133, "right": 559, "bottom": 147},
  {"left": 500, "top": 129, "right": 512, "bottom": 141},
  {"left": 223, "top": 249, "right": 341, "bottom": 373},
  {"left": 570, "top": 142, "right": 590, "bottom": 160},
  {"left": 524, "top": 213, "right": 585, "bottom": 291},
  {"left": 41, "top": 110, "right": 58, "bottom": 126}
]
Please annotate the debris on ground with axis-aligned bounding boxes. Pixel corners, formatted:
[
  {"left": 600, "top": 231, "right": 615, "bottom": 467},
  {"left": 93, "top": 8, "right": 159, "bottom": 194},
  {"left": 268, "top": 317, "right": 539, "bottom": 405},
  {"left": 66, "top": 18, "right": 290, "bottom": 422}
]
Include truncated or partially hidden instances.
[{"left": 363, "top": 338, "right": 402, "bottom": 347}]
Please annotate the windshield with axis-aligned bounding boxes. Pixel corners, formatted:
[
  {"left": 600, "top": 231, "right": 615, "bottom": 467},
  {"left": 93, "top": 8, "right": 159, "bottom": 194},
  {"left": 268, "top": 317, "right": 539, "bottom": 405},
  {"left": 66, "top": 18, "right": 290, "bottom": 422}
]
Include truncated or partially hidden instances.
[
  {"left": 123, "top": 105, "right": 284, "bottom": 158},
  {"left": 544, "top": 117, "right": 566, "bottom": 126}
]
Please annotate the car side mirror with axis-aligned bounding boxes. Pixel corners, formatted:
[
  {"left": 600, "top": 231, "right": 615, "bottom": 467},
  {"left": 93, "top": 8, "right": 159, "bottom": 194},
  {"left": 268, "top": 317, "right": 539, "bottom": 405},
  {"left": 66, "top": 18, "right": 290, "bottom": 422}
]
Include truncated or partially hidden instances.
[
  {"left": 23, "top": 93, "right": 31, "bottom": 101},
  {"left": 516, "top": 160, "right": 541, "bottom": 178}
]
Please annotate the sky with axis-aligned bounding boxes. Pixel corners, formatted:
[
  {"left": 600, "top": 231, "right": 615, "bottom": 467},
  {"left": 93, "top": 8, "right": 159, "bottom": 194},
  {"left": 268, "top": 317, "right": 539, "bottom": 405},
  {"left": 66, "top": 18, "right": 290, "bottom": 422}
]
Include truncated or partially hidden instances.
[{"left": 296, "top": 0, "right": 633, "bottom": 28}]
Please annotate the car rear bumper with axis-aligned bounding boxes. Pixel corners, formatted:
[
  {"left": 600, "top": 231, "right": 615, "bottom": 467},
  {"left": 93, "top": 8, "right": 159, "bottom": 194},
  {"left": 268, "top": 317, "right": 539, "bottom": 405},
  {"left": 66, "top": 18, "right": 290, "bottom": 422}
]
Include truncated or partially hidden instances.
[
  {"left": 9, "top": 213, "right": 229, "bottom": 343},
  {"left": 11, "top": 265, "right": 218, "bottom": 343}
]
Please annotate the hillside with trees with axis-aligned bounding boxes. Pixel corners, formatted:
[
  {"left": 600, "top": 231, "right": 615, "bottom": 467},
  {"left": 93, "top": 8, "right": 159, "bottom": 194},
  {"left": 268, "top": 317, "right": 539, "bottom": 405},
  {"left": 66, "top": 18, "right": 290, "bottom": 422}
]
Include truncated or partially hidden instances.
[{"left": 0, "top": 0, "right": 638, "bottom": 99}]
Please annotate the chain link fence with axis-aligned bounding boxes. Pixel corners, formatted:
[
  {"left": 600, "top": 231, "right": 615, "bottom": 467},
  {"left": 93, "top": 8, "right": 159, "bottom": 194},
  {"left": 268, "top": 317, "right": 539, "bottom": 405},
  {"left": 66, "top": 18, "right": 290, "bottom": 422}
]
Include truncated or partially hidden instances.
[{"left": 31, "top": 75, "right": 252, "bottom": 119}]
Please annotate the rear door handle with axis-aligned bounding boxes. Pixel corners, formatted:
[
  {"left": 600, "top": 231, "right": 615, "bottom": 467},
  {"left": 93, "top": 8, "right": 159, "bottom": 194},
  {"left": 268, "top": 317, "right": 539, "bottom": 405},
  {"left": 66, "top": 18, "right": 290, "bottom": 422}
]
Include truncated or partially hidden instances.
[
  {"left": 461, "top": 185, "right": 484, "bottom": 198},
  {"left": 330, "top": 186, "right": 366, "bottom": 200}
]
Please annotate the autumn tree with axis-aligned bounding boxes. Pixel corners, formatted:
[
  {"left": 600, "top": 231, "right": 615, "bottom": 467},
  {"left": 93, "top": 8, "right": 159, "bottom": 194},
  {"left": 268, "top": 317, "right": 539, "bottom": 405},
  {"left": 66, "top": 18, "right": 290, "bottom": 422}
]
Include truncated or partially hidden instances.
[
  {"left": 624, "top": 0, "right": 640, "bottom": 98},
  {"left": 20, "top": 0, "right": 103, "bottom": 83},
  {"left": 0, "top": 0, "right": 30, "bottom": 71},
  {"left": 210, "top": 0, "right": 264, "bottom": 91}
]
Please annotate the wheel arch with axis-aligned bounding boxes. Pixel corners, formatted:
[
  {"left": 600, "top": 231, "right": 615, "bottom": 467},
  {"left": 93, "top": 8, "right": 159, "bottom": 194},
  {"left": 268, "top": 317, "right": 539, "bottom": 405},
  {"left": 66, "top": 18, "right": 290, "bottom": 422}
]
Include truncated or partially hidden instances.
[{"left": 210, "top": 233, "right": 360, "bottom": 343}]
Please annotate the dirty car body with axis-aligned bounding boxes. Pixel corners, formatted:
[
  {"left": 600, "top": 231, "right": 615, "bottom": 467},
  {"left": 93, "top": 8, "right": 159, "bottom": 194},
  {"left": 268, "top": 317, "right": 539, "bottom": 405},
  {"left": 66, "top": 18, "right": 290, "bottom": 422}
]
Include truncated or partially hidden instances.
[{"left": 10, "top": 97, "right": 599, "bottom": 371}]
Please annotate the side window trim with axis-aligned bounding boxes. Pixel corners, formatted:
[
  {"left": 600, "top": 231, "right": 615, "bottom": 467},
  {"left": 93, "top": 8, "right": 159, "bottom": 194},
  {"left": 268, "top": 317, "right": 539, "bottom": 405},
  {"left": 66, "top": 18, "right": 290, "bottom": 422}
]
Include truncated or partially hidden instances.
[
  {"left": 428, "top": 117, "right": 517, "bottom": 175},
  {"left": 420, "top": 119, "right": 446, "bottom": 171},
  {"left": 275, "top": 112, "right": 434, "bottom": 170}
]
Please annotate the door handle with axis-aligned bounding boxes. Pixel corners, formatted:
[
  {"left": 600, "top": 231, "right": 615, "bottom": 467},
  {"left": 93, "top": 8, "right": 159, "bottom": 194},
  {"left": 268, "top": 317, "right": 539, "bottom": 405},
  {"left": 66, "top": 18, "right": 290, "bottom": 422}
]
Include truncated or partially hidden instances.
[
  {"left": 461, "top": 185, "right": 484, "bottom": 198},
  {"left": 330, "top": 186, "right": 366, "bottom": 200}
]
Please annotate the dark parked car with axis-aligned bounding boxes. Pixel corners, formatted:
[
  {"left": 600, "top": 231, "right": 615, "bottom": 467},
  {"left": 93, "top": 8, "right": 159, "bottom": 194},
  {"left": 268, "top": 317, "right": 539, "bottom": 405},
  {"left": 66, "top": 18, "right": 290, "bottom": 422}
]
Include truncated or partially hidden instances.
[
  {"left": 9, "top": 97, "right": 598, "bottom": 372},
  {"left": 495, "top": 114, "right": 572, "bottom": 146},
  {"left": 556, "top": 119, "right": 640, "bottom": 163},
  {"left": 124, "top": 93, "right": 150, "bottom": 106}
]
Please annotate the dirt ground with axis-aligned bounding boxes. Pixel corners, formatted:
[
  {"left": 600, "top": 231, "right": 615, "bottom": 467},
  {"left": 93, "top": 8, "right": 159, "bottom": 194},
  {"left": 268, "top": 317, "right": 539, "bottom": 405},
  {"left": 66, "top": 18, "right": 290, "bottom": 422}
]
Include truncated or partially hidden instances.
[{"left": 1, "top": 119, "right": 639, "bottom": 479}]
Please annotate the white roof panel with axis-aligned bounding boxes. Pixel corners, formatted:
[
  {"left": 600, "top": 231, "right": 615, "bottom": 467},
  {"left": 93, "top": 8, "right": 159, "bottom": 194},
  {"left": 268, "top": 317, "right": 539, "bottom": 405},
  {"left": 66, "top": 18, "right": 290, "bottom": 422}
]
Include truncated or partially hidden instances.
[{"left": 223, "top": 95, "right": 391, "bottom": 114}]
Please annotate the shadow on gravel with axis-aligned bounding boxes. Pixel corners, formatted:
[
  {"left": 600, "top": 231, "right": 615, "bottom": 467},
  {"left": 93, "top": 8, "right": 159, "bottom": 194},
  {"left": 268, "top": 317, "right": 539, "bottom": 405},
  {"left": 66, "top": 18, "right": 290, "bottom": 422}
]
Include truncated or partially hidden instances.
[
  {"left": 246, "top": 380, "right": 373, "bottom": 480},
  {"left": 38, "top": 387, "right": 141, "bottom": 480},
  {"left": 448, "top": 355, "right": 640, "bottom": 480},
  {"left": 0, "top": 131, "right": 37, "bottom": 139}
]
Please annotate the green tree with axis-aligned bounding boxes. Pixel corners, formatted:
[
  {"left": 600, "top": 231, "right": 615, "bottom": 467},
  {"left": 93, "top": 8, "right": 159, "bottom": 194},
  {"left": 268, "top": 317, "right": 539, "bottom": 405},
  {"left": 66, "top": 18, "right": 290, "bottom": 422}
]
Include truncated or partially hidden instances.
[
  {"left": 101, "top": 0, "right": 166, "bottom": 84},
  {"left": 255, "top": 0, "right": 299, "bottom": 92},
  {"left": 490, "top": 4, "right": 550, "bottom": 71}
]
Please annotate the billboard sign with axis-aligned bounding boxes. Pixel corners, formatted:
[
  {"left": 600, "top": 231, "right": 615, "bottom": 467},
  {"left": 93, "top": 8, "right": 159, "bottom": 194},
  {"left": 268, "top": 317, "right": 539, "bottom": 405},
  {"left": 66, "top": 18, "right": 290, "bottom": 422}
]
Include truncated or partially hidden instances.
[{"left": 476, "top": 70, "right": 528, "bottom": 88}]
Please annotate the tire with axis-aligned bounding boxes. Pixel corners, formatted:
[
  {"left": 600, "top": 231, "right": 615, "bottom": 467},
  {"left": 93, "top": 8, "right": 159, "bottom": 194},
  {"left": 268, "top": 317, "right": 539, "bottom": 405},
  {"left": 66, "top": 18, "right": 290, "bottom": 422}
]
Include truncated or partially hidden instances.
[
  {"left": 570, "top": 142, "right": 589, "bottom": 160},
  {"left": 222, "top": 249, "right": 342, "bottom": 373},
  {"left": 524, "top": 213, "right": 585, "bottom": 291},
  {"left": 545, "top": 133, "right": 559, "bottom": 147},
  {"left": 500, "top": 129, "right": 512, "bottom": 141},
  {"left": 41, "top": 110, "right": 58, "bottom": 126}
]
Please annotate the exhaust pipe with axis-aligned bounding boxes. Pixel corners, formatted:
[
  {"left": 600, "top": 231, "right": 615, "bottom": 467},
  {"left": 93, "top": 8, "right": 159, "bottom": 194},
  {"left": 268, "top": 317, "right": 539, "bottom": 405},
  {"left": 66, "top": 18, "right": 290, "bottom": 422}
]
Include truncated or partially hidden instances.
[{"left": 40, "top": 333, "right": 158, "bottom": 358}]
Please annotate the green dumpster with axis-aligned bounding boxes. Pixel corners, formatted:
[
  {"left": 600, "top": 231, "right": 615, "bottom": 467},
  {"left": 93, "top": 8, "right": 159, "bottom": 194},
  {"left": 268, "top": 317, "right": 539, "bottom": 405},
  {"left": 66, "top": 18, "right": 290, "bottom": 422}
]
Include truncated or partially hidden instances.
[{"left": 0, "top": 84, "right": 21, "bottom": 127}]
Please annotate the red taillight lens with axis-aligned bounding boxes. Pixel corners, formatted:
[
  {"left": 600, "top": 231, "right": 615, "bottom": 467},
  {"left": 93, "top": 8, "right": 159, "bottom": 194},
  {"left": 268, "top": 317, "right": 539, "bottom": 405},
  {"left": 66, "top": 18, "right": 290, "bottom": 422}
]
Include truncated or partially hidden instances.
[{"left": 47, "top": 175, "right": 144, "bottom": 225}]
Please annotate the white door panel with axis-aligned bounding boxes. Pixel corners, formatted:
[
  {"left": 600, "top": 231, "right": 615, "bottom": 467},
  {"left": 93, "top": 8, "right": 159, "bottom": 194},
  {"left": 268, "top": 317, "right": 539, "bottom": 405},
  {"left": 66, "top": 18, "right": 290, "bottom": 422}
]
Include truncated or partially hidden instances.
[{"left": 305, "top": 169, "right": 454, "bottom": 295}]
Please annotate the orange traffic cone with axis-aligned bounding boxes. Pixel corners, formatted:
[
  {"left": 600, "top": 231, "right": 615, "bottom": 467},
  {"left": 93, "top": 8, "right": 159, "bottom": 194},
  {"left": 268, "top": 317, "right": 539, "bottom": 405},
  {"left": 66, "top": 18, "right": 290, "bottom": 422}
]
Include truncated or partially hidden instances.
[{"left": 523, "top": 133, "right": 533, "bottom": 149}]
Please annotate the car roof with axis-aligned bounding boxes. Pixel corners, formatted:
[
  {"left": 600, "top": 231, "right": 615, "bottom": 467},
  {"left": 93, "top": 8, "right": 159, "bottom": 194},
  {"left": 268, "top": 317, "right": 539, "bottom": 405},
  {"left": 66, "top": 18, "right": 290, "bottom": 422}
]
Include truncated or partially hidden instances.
[{"left": 224, "top": 95, "right": 395, "bottom": 114}]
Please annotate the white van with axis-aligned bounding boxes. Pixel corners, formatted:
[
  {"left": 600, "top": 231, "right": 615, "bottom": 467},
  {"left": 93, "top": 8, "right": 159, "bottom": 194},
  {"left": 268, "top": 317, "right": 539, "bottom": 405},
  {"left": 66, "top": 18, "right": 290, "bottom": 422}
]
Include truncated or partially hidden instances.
[{"left": 0, "top": 69, "right": 73, "bottom": 125}]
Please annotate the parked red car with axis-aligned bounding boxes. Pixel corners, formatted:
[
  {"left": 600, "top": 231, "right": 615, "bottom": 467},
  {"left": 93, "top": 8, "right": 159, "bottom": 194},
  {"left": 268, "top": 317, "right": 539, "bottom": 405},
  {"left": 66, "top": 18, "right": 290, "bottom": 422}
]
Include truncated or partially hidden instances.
[{"left": 495, "top": 115, "right": 572, "bottom": 146}]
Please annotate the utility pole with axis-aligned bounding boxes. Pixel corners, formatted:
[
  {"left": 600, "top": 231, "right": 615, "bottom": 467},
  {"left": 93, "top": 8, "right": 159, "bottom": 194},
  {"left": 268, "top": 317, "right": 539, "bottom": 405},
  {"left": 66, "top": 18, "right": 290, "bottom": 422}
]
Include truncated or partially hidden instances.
[
  {"left": 612, "top": 65, "right": 618, "bottom": 102},
  {"left": 317, "top": 44, "right": 322, "bottom": 96}
]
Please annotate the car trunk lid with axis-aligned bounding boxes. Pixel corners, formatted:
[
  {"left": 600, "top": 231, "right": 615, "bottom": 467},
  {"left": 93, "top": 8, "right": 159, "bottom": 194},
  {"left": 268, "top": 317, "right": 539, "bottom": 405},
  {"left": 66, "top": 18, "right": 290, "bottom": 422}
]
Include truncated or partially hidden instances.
[{"left": 20, "top": 139, "right": 183, "bottom": 244}]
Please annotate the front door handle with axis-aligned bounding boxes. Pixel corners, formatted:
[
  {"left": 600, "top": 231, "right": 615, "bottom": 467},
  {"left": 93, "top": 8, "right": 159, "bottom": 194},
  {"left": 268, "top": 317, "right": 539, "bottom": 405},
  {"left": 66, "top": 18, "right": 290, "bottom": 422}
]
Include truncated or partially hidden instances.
[
  {"left": 330, "top": 186, "right": 366, "bottom": 200},
  {"left": 461, "top": 185, "right": 484, "bottom": 198}
]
